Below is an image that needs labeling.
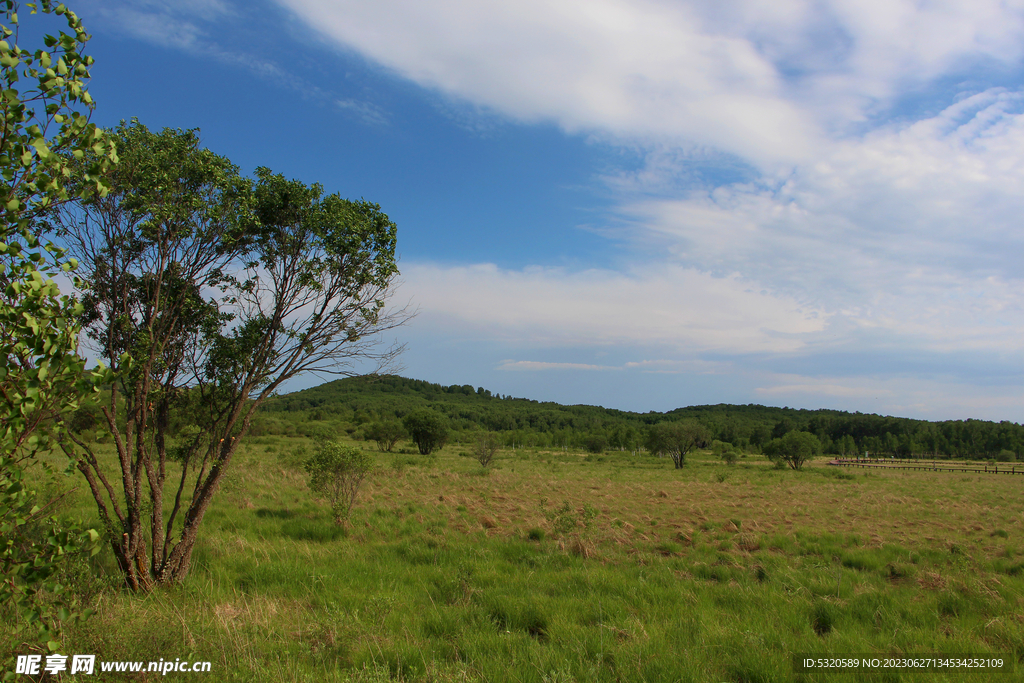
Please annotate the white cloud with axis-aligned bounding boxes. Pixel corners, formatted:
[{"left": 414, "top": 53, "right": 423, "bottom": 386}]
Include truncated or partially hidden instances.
[
  {"left": 277, "top": 0, "right": 1024, "bottom": 164},
  {"left": 81, "top": 0, "right": 233, "bottom": 49},
  {"left": 618, "top": 89, "right": 1024, "bottom": 352},
  {"left": 402, "top": 261, "right": 826, "bottom": 354},
  {"left": 623, "top": 358, "right": 728, "bottom": 374},
  {"left": 336, "top": 98, "right": 389, "bottom": 126},
  {"left": 104, "top": 8, "right": 204, "bottom": 50},
  {"left": 277, "top": 0, "right": 819, "bottom": 166},
  {"left": 79, "top": 1, "right": 337, "bottom": 104}
]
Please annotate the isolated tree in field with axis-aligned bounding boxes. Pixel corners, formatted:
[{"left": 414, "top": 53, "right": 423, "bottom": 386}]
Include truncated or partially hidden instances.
[
  {"left": 51, "top": 125, "right": 408, "bottom": 590},
  {"left": 475, "top": 431, "right": 500, "bottom": 467},
  {"left": 763, "top": 430, "right": 821, "bottom": 470},
  {"left": 404, "top": 408, "right": 449, "bottom": 455},
  {"left": 0, "top": 0, "right": 116, "bottom": 649},
  {"left": 364, "top": 419, "right": 405, "bottom": 452},
  {"left": 646, "top": 420, "right": 709, "bottom": 469},
  {"left": 305, "top": 441, "right": 374, "bottom": 525}
]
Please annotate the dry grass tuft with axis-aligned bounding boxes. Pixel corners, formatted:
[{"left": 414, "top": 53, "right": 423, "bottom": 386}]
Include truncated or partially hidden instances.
[
  {"left": 737, "top": 533, "right": 761, "bottom": 552},
  {"left": 567, "top": 536, "right": 595, "bottom": 558},
  {"left": 214, "top": 602, "right": 243, "bottom": 626},
  {"left": 917, "top": 572, "right": 947, "bottom": 591}
]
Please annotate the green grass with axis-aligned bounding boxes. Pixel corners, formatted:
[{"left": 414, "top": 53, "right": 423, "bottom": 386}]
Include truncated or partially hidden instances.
[{"left": 3, "top": 443, "right": 1022, "bottom": 681}]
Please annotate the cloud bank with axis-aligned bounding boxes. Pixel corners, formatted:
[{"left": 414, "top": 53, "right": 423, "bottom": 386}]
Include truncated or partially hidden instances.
[{"left": 402, "top": 262, "right": 826, "bottom": 354}]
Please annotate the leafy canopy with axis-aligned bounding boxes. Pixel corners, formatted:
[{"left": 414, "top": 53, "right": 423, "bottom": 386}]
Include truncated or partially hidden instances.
[
  {"left": 763, "top": 430, "right": 822, "bottom": 470},
  {"left": 404, "top": 408, "right": 450, "bottom": 455},
  {"left": 52, "top": 121, "right": 408, "bottom": 590},
  {"left": 364, "top": 419, "right": 405, "bottom": 452},
  {"left": 646, "top": 420, "right": 709, "bottom": 469},
  {"left": 0, "top": 0, "right": 113, "bottom": 653}
]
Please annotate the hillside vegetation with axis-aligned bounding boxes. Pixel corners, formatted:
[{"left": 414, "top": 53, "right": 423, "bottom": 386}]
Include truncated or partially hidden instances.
[{"left": 253, "top": 375, "right": 1024, "bottom": 460}]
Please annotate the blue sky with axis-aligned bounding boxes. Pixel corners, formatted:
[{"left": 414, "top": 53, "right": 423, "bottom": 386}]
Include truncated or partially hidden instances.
[{"left": 60, "top": 0, "right": 1024, "bottom": 421}]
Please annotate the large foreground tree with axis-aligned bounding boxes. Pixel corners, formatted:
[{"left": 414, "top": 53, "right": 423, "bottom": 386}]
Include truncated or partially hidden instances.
[{"left": 52, "top": 123, "right": 408, "bottom": 590}]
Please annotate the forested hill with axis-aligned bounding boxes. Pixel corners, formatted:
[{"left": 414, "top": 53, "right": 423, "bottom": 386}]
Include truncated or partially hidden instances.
[{"left": 255, "top": 375, "right": 1024, "bottom": 459}]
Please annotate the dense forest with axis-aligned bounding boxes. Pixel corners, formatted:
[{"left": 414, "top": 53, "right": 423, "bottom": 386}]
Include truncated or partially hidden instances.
[{"left": 253, "top": 375, "right": 1024, "bottom": 460}]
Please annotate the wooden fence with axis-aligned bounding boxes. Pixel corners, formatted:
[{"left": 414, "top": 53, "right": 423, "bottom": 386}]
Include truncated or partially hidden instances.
[{"left": 828, "top": 457, "right": 1023, "bottom": 475}]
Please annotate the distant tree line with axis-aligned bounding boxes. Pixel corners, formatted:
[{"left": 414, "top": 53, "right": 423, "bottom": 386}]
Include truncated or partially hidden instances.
[{"left": 246, "top": 376, "right": 1024, "bottom": 461}]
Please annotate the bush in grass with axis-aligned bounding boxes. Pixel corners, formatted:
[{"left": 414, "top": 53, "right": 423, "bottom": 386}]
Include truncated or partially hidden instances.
[
  {"left": 996, "top": 449, "right": 1016, "bottom": 462},
  {"left": 304, "top": 441, "right": 374, "bottom": 525},
  {"left": 475, "top": 431, "right": 501, "bottom": 467},
  {"left": 711, "top": 439, "right": 739, "bottom": 465},
  {"left": 364, "top": 419, "right": 406, "bottom": 452},
  {"left": 763, "top": 430, "right": 822, "bottom": 470},
  {"left": 403, "top": 409, "right": 449, "bottom": 455}
]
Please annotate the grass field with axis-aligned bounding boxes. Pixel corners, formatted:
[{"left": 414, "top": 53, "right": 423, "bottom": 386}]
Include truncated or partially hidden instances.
[{"left": 4, "top": 438, "right": 1022, "bottom": 682}]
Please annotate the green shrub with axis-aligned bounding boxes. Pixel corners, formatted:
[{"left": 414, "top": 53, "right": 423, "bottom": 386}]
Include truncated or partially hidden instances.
[
  {"left": 763, "top": 431, "right": 822, "bottom": 470},
  {"left": 365, "top": 419, "right": 406, "bottom": 452},
  {"left": 403, "top": 409, "right": 449, "bottom": 455},
  {"left": 711, "top": 440, "right": 733, "bottom": 454},
  {"left": 475, "top": 431, "right": 501, "bottom": 467},
  {"left": 304, "top": 441, "right": 374, "bottom": 525}
]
